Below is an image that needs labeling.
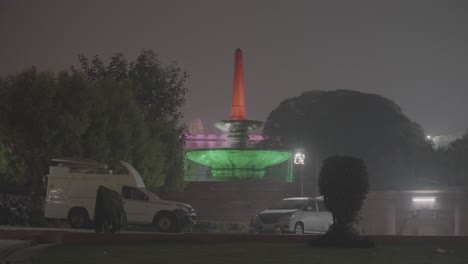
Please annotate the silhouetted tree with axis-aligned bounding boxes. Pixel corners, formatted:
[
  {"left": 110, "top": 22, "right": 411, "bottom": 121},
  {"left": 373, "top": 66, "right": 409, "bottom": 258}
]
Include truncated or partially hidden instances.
[
  {"left": 78, "top": 50, "right": 188, "bottom": 122},
  {"left": 318, "top": 155, "right": 369, "bottom": 232},
  {"left": 0, "top": 68, "right": 171, "bottom": 194},
  {"left": 442, "top": 133, "right": 468, "bottom": 187},
  {"left": 77, "top": 50, "right": 189, "bottom": 191},
  {"left": 263, "top": 90, "right": 434, "bottom": 189}
]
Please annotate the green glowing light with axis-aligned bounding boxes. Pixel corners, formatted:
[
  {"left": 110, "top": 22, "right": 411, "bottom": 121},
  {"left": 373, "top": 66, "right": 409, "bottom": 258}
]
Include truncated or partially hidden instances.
[{"left": 185, "top": 148, "right": 292, "bottom": 180}]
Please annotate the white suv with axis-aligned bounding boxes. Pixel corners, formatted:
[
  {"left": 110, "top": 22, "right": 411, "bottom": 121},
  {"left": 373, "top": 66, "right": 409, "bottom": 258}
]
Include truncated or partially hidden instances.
[{"left": 252, "top": 197, "right": 333, "bottom": 234}]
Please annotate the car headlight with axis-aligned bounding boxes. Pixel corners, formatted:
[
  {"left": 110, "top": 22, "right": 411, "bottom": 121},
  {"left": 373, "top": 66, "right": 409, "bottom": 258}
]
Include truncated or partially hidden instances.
[
  {"left": 280, "top": 213, "right": 295, "bottom": 221},
  {"left": 188, "top": 207, "right": 196, "bottom": 215}
]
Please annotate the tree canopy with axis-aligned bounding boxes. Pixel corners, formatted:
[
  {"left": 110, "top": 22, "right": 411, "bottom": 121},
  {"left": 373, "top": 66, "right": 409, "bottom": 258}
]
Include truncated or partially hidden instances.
[
  {"left": 77, "top": 50, "right": 188, "bottom": 121},
  {"left": 0, "top": 50, "right": 188, "bottom": 193},
  {"left": 438, "top": 132, "right": 468, "bottom": 187},
  {"left": 263, "top": 90, "right": 434, "bottom": 190}
]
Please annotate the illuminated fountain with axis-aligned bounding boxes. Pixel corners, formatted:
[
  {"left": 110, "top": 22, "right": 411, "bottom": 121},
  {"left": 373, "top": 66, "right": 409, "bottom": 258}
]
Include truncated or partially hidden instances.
[{"left": 185, "top": 49, "right": 291, "bottom": 180}]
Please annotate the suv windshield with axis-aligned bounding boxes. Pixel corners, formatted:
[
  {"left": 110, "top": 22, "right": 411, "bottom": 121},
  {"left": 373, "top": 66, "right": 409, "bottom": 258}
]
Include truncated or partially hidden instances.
[
  {"left": 269, "top": 199, "right": 307, "bottom": 210},
  {"left": 142, "top": 188, "right": 160, "bottom": 200}
]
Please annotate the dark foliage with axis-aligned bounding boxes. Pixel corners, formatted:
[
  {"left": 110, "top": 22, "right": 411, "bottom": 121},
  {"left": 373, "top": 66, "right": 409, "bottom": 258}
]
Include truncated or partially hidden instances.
[
  {"left": 77, "top": 50, "right": 188, "bottom": 192},
  {"left": 0, "top": 50, "right": 189, "bottom": 193},
  {"left": 319, "top": 155, "right": 369, "bottom": 227},
  {"left": 78, "top": 50, "right": 188, "bottom": 122},
  {"left": 94, "top": 185, "right": 127, "bottom": 233},
  {"left": 312, "top": 155, "right": 371, "bottom": 247},
  {"left": 440, "top": 132, "right": 468, "bottom": 187},
  {"left": 263, "top": 90, "right": 435, "bottom": 190}
]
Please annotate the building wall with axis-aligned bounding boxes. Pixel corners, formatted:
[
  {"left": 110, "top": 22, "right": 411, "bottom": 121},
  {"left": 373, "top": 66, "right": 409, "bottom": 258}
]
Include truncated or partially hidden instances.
[
  {"left": 161, "top": 182, "right": 468, "bottom": 235},
  {"left": 360, "top": 190, "right": 465, "bottom": 235},
  {"left": 161, "top": 181, "right": 297, "bottom": 223}
]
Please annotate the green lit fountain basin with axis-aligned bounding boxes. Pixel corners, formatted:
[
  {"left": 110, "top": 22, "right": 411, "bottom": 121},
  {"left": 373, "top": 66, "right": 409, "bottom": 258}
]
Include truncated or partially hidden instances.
[{"left": 185, "top": 148, "right": 292, "bottom": 180}]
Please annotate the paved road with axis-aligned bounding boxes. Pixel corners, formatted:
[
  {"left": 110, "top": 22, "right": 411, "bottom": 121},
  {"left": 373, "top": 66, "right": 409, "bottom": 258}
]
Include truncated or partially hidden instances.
[
  {"left": 3, "top": 243, "right": 54, "bottom": 264},
  {"left": 0, "top": 239, "right": 37, "bottom": 263},
  {"left": 0, "top": 225, "right": 307, "bottom": 258},
  {"left": 0, "top": 225, "right": 174, "bottom": 263}
]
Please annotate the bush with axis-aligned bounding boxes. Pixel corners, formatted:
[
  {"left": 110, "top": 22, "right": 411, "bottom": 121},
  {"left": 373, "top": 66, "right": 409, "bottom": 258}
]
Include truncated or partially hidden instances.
[
  {"left": 192, "top": 221, "right": 249, "bottom": 233},
  {"left": 94, "top": 185, "right": 127, "bottom": 233},
  {"left": 315, "top": 155, "right": 370, "bottom": 247}
]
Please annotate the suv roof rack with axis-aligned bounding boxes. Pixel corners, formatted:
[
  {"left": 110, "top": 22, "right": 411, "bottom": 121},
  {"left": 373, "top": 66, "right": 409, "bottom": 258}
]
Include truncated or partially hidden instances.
[{"left": 51, "top": 158, "right": 108, "bottom": 170}]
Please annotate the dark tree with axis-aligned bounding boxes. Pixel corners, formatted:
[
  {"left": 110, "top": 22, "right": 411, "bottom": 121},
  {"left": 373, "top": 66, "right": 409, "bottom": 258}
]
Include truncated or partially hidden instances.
[
  {"left": 77, "top": 50, "right": 189, "bottom": 191},
  {"left": 78, "top": 50, "right": 188, "bottom": 122},
  {"left": 441, "top": 132, "right": 468, "bottom": 187},
  {"left": 318, "top": 155, "right": 369, "bottom": 232},
  {"left": 263, "top": 90, "right": 434, "bottom": 190},
  {"left": 0, "top": 68, "right": 170, "bottom": 194}
]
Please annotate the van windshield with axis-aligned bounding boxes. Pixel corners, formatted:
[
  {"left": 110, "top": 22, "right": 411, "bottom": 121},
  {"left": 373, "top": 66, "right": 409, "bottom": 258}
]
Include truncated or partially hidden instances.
[{"left": 269, "top": 199, "right": 306, "bottom": 210}]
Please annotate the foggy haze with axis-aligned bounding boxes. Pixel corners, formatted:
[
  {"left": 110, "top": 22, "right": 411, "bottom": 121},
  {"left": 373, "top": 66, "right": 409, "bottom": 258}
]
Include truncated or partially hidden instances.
[{"left": 1, "top": 0, "right": 467, "bottom": 136}]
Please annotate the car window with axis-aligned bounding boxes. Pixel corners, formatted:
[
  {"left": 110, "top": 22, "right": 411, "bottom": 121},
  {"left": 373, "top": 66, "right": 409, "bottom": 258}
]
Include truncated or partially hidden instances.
[
  {"left": 304, "top": 200, "right": 317, "bottom": 212},
  {"left": 131, "top": 188, "right": 148, "bottom": 200},
  {"left": 317, "top": 201, "right": 328, "bottom": 212},
  {"left": 122, "top": 186, "right": 148, "bottom": 201}
]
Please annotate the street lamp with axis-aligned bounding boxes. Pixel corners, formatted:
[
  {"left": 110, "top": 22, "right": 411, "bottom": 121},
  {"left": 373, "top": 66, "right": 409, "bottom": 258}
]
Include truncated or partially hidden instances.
[{"left": 294, "top": 149, "right": 305, "bottom": 197}]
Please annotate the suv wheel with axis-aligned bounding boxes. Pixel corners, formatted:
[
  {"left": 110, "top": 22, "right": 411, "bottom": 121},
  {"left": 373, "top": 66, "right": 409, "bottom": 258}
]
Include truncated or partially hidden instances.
[
  {"left": 294, "top": 222, "right": 304, "bottom": 235},
  {"left": 154, "top": 213, "right": 179, "bottom": 233},
  {"left": 68, "top": 208, "right": 89, "bottom": 229}
]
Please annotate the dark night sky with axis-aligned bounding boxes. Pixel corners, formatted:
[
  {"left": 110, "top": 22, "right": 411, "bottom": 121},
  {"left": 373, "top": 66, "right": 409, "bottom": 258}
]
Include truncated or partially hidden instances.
[{"left": 1, "top": 0, "right": 467, "bottom": 136}]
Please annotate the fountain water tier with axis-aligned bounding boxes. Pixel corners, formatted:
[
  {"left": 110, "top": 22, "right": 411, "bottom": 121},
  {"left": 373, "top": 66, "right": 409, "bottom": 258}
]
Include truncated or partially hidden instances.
[
  {"left": 185, "top": 148, "right": 291, "bottom": 180},
  {"left": 214, "top": 120, "right": 264, "bottom": 148}
]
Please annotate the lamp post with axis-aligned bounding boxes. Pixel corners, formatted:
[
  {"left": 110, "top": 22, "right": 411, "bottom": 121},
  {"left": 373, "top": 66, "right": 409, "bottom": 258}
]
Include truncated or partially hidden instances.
[{"left": 294, "top": 149, "right": 305, "bottom": 197}]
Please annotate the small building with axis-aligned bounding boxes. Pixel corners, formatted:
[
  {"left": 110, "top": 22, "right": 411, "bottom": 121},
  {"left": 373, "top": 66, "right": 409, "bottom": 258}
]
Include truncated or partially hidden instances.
[{"left": 361, "top": 188, "right": 468, "bottom": 236}]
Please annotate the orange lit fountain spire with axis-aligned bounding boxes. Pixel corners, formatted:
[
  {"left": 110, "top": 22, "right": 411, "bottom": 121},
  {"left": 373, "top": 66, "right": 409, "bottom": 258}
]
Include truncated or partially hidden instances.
[
  {"left": 230, "top": 48, "right": 246, "bottom": 120},
  {"left": 215, "top": 49, "right": 263, "bottom": 148}
]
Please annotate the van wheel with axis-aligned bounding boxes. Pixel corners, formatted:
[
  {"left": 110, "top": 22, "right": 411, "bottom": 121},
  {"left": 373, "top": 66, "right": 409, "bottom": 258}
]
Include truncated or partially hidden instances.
[
  {"left": 154, "top": 213, "right": 178, "bottom": 233},
  {"left": 68, "top": 208, "right": 89, "bottom": 229},
  {"left": 294, "top": 222, "right": 304, "bottom": 235}
]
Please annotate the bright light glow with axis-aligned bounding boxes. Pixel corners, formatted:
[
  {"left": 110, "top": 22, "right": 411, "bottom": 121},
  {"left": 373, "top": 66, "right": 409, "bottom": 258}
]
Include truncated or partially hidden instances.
[
  {"left": 412, "top": 197, "right": 435, "bottom": 202},
  {"left": 294, "top": 151, "right": 305, "bottom": 165},
  {"left": 426, "top": 135, "right": 432, "bottom": 140}
]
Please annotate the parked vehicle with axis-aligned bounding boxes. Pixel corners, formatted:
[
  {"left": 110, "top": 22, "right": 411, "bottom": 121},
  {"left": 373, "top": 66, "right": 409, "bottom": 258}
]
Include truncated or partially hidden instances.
[
  {"left": 44, "top": 158, "right": 196, "bottom": 232},
  {"left": 251, "top": 197, "right": 332, "bottom": 234}
]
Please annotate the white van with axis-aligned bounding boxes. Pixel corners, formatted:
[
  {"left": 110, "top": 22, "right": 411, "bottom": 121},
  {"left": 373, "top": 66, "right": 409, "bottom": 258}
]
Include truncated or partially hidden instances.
[
  {"left": 251, "top": 197, "right": 332, "bottom": 234},
  {"left": 44, "top": 158, "right": 196, "bottom": 232}
]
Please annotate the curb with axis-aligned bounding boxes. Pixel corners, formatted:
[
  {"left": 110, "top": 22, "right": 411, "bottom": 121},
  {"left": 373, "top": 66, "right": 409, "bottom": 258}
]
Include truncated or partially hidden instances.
[{"left": 2, "top": 229, "right": 468, "bottom": 245}]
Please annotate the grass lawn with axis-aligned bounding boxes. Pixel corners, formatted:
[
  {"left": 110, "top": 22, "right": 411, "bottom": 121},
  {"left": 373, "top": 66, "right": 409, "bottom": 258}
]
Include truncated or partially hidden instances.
[{"left": 33, "top": 241, "right": 468, "bottom": 264}]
